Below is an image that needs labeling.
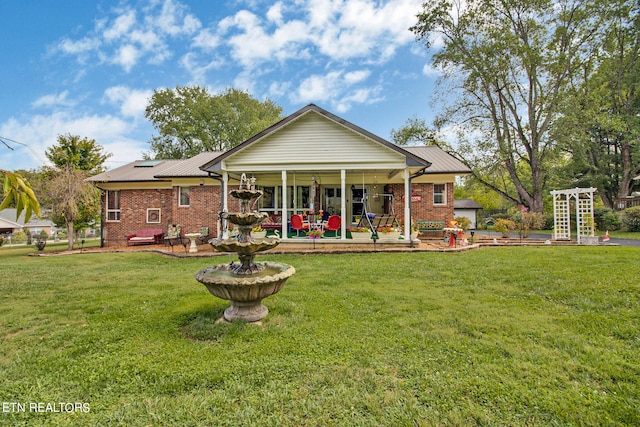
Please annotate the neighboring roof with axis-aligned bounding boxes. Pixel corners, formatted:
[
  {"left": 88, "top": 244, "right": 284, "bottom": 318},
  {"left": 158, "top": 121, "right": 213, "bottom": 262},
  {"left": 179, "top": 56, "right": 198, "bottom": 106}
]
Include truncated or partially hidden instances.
[
  {"left": 200, "top": 104, "right": 432, "bottom": 172},
  {"left": 404, "top": 146, "right": 471, "bottom": 174},
  {"left": 454, "top": 199, "right": 483, "bottom": 210},
  {"left": 87, "top": 152, "right": 221, "bottom": 183},
  {"left": 0, "top": 208, "right": 55, "bottom": 227}
]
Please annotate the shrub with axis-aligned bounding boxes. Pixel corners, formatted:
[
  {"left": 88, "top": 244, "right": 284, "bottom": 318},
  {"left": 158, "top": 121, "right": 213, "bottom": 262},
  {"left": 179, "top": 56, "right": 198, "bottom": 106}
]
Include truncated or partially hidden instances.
[
  {"left": 0, "top": 235, "right": 6, "bottom": 247},
  {"left": 494, "top": 219, "right": 516, "bottom": 237},
  {"left": 622, "top": 206, "right": 640, "bottom": 232},
  {"left": 594, "top": 207, "right": 621, "bottom": 231},
  {"left": 542, "top": 213, "right": 555, "bottom": 230},
  {"left": 511, "top": 212, "right": 545, "bottom": 238},
  {"left": 454, "top": 216, "right": 471, "bottom": 231},
  {"left": 39, "top": 230, "right": 49, "bottom": 241},
  {"left": 11, "top": 231, "right": 27, "bottom": 244}
]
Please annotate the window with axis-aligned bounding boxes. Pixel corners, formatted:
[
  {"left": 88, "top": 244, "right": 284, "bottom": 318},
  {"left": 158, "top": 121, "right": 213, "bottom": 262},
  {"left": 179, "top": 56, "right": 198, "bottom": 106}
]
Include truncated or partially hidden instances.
[
  {"left": 106, "top": 190, "right": 120, "bottom": 222},
  {"left": 179, "top": 186, "right": 190, "bottom": 207},
  {"left": 433, "top": 184, "right": 446, "bottom": 205}
]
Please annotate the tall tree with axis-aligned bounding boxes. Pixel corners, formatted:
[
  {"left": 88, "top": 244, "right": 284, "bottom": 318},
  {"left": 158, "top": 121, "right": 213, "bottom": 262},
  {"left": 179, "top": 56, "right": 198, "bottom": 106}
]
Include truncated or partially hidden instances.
[
  {"left": 410, "top": 0, "right": 601, "bottom": 212},
  {"left": 46, "top": 134, "right": 111, "bottom": 173},
  {"left": 554, "top": 0, "right": 640, "bottom": 208},
  {"left": 43, "top": 134, "right": 110, "bottom": 250},
  {"left": 145, "top": 86, "right": 283, "bottom": 159}
]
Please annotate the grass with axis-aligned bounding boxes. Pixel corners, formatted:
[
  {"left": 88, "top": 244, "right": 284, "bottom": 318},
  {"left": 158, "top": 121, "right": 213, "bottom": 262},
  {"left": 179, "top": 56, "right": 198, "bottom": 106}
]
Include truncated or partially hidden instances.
[{"left": 1, "top": 244, "right": 639, "bottom": 426}]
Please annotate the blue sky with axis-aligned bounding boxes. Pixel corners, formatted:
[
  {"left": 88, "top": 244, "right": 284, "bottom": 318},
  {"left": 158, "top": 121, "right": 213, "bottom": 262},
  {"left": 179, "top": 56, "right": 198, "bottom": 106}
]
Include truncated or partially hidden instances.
[{"left": 0, "top": 0, "right": 440, "bottom": 171}]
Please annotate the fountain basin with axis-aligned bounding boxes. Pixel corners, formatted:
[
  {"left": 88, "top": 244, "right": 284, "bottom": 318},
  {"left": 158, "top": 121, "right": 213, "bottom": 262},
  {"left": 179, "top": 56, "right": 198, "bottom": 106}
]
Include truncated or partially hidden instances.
[
  {"left": 195, "top": 262, "right": 296, "bottom": 322},
  {"left": 209, "top": 237, "right": 280, "bottom": 254},
  {"left": 225, "top": 212, "right": 269, "bottom": 226}
]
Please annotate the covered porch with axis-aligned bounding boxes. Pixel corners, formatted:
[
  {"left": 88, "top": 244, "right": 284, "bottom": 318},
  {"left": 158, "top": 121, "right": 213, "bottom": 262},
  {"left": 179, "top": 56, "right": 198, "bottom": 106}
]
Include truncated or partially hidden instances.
[
  {"left": 212, "top": 169, "right": 425, "bottom": 243},
  {"left": 199, "top": 105, "right": 434, "bottom": 244}
]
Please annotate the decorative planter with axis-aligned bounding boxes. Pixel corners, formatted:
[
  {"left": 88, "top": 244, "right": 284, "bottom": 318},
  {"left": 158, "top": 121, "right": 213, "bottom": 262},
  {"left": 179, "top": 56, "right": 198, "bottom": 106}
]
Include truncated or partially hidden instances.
[
  {"left": 350, "top": 232, "right": 372, "bottom": 241},
  {"left": 251, "top": 231, "right": 267, "bottom": 239},
  {"left": 377, "top": 231, "right": 401, "bottom": 242}
]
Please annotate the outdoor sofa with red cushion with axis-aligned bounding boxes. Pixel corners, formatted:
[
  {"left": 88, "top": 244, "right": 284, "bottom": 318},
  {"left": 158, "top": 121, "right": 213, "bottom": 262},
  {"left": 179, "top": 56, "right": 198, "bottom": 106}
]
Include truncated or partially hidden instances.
[{"left": 126, "top": 228, "right": 164, "bottom": 245}]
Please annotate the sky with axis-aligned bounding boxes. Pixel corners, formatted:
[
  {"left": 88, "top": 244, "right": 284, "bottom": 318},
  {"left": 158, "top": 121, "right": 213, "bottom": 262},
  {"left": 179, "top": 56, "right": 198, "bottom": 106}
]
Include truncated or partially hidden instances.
[{"left": 0, "top": 0, "right": 441, "bottom": 171}]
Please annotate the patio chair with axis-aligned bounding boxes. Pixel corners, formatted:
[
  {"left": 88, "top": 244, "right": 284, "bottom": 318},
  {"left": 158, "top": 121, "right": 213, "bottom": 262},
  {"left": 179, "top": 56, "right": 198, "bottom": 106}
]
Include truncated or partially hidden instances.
[
  {"left": 197, "top": 226, "right": 210, "bottom": 244},
  {"left": 324, "top": 215, "right": 341, "bottom": 238},
  {"left": 290, "top": 214, "right": 309, "bottom": 237},
  {"left": 165, "top": 224, "right": 181, "bottom": 248}
]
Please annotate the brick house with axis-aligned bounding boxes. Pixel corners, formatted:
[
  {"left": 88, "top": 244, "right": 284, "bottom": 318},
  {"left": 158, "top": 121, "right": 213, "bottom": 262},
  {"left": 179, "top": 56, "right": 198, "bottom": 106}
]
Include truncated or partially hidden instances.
[{"left": 88, "top": 104, "right": 471, "bottom": 246}]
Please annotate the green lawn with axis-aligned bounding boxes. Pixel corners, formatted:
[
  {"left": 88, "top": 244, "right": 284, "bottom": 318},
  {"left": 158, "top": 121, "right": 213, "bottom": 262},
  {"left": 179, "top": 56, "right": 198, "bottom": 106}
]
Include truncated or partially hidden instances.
[{"left": 1, "top": 244, "right": 638, "bottom": 426}]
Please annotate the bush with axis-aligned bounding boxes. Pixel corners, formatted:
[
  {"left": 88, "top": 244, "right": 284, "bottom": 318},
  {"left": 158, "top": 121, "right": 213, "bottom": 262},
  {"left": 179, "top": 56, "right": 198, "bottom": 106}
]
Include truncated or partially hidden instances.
[
  {"left": 622, "top": 206, "right": 640, "bottom": 232},
  {"left": 511, "top": 212, "right": 545, "bottom": 238},
  {"left": 39, "top": 230, "right": 49, "bottom": 241},
  {"left": 594, "top": 207, "right": 622, "bottom": 231},
  {"left": 454, "top": 216, "right": 472, "bottom": 231},
  {"left": 494, "top": 219, "right": 516, "bottom": 237},
  {"left": 0, "top": 235, "right": 6, "bottom": 247},
  {"left": 11, "top": 231, "right": 27, "bottom": 244},
  {"left": 542, "top": 213, "right": 555, "bottom": 230}
]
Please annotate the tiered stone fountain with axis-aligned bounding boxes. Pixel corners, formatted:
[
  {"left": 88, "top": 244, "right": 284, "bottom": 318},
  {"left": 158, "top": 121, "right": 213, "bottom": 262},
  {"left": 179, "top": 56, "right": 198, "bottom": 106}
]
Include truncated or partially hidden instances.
[{"left": 195, "top": 174, "right": 295, "bottom": 322}]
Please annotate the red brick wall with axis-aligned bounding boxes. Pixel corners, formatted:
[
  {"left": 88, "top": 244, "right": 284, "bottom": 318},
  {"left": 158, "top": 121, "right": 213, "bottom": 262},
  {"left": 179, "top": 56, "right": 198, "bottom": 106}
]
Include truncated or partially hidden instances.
[
  {"left": 102, "top": 182, "right": 454, "bottom": 245},
  {"left": 102, "top": 186, "right": 221, "bottom": 246},
  {"left": 387, "top": 182, "right": 455, "bottom": 224}
]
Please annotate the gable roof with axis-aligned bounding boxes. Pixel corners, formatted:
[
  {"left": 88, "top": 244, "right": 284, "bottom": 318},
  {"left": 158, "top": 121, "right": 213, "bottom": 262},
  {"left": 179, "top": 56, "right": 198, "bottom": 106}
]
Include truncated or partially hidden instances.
[{"left": 199, "top": 104, "right": 432, "bottom": 172}]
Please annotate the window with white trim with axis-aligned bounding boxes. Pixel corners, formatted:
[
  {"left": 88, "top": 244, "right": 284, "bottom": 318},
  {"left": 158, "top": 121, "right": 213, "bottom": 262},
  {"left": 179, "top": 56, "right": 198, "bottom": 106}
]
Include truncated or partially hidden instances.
[
  {"left": 179, "top": 186, "right": 190, "bottom": 207},
  {"left": 433, "top": 184, "right": 446, "bottom": 205},
  {"left": 106, "top": 190, "right": 120, "bottom": 221}
]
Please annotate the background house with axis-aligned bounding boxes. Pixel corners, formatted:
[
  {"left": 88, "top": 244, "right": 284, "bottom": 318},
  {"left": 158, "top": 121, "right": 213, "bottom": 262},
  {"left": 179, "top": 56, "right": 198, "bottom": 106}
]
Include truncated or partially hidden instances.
[
  {"left": 0, "top": 208, "right": 55, "bottom": 237},
  {"left": 454, "top": 199, "right": 483, "bottom": 229}
]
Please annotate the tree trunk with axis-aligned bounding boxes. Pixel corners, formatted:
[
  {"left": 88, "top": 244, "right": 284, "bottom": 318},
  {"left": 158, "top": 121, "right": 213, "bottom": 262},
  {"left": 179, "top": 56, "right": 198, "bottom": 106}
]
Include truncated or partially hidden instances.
[{"left": 67, "top": 221, "right": 74, "bottom": 251}]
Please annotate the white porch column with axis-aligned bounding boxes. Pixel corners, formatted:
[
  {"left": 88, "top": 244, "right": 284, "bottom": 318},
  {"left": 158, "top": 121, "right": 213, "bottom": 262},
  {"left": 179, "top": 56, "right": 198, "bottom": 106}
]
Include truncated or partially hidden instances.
[
  {"left": 340, "top": 169, "right": 347, "bottom": 239},
  {"left": 403, "top": 168, "right": 411, "bottom": 238},
  {"left": 221, "top": 172, "right": 229, "bottom": 239},
  {"left": 281, "top": 170, "right": 288, "bottom": 240}
]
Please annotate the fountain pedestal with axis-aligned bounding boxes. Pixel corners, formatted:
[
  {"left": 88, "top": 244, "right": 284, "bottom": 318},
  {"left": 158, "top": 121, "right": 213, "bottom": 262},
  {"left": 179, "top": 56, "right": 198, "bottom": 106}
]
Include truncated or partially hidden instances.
[{"left": 195, "top": 174, "right": 295, "bottom": 322}]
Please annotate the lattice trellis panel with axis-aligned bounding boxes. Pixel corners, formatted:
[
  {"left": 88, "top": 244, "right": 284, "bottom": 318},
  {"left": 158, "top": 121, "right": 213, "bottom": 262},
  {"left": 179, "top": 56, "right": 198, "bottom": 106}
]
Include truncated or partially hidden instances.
[
  {"left": 553, "top": 192, "right": 571, "bottom": 240},
  {"left": 551, "top": 188, "right": 596, "bottom": 244}
]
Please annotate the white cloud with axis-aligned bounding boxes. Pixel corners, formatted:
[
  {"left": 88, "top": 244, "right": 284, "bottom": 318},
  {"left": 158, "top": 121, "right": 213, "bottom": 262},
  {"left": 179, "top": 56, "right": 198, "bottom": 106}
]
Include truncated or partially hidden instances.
[
  {"left": 191, "top": 28, "right": 220, "bottom": 50},
  {"left": 422, "top": 63, "right": 442, "bottom": 77},
  {"left": 153, "top": 0, "right": 201, "bottom": 36},
  {"left": 103, "top": 86, "right": 152, "bottom": 118},
  {"left": 55, "top": 0, "right": 202, "bottom": 72},
  {"left": 114, "top": 44, "right": 140, "bottom": 72},
  {"left": 266, "top": 2, "right": 284, "bottom": 24},
  {"left": 296, "top": 71, "right": 343, "bottom": 102},
  {"left": 344, "top": 70, "right": 371, "bottom": 84},
  {"left": 103, "top": 9, "right": 137, "bottom": 41},
  {"left": 0, "top": 112, "right": 147, "bottom": 171},
  {"left": 32, "top": 91, "right": 75, "bottom": 109},
  {"left": 292, "top": 68, "right": 384, "bottom": 113}
]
